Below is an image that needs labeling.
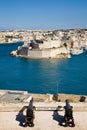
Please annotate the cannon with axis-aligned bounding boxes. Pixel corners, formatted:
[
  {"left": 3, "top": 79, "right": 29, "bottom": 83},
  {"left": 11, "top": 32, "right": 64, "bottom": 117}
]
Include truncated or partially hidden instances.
[
  {"left": 24, "top": 98, "right": 35, "bottom": 127},
  {"left": 64, "top": 99, "right": 75, "bottom": 127}
]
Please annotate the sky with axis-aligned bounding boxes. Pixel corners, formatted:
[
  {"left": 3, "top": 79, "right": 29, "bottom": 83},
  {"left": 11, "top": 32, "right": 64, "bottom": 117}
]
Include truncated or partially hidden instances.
[{"left": 0, "top": 0, "right": 87, "bottom": 30}]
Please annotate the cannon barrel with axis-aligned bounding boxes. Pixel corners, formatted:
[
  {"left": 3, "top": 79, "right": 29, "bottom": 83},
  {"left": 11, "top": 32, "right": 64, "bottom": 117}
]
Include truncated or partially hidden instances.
[{"left": 28, "top": 97, "right": 33, "bottom": 110}]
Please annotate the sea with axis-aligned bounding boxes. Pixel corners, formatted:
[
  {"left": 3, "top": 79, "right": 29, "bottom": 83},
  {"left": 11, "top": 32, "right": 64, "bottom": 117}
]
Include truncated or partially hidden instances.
[{"left": 0, "top": 42, "right": 87, "bottom": 95}]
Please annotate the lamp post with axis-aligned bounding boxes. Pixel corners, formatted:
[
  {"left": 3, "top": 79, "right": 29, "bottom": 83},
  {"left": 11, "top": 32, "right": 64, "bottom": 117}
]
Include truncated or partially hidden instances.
[
  {"left": 56, "top": 82, "right": 58, "bottom": 95},
  {"left": 55, "top": 82, "right": 59, "bottom": 101}
]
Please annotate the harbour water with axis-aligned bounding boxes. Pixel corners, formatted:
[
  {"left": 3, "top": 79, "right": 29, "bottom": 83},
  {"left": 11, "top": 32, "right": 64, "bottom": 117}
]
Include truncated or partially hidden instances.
[{"left": 0, "top": 42, "right": 87, "bottom": 95}]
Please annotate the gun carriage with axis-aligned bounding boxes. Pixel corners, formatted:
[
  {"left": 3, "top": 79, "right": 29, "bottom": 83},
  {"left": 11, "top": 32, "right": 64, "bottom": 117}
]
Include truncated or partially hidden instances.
[{"left": 64, "top": 100, "right": 75, "bottom": 127}]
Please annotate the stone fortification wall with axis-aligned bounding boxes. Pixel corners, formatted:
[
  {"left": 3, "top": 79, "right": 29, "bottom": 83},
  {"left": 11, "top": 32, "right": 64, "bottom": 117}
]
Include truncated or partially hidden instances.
[
  {"left": 39, "top": 40, "right": 61, "bottom": 49},
  {"left": 57, "top": 47, "right": 70, "bottom": 54},
  {"left": 28, "top": 47, "right": 69, "bottom": 58},
  {"left": 54, "top": 94, "right": 87, "bottom": 102},
  {"left": 28, "top": 50, "right": 42, "bottom": 58}
]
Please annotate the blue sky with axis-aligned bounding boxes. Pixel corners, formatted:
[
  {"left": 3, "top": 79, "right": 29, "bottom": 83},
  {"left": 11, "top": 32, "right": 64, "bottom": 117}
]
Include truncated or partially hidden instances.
[{"left": 0, "top": 0, "right": 87, "bottom": 30}]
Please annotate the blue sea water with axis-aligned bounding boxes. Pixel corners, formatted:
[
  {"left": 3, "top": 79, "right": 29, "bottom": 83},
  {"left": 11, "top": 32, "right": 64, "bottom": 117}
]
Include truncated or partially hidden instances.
[{"left": 0, "top": 42, "right": 87, "bottom": 95}]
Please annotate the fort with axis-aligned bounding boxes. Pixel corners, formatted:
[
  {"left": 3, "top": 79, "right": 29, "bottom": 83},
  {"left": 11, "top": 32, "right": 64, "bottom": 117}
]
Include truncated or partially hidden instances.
[{"left": 1, "top": 29, "right": 87, "bottom": 58}]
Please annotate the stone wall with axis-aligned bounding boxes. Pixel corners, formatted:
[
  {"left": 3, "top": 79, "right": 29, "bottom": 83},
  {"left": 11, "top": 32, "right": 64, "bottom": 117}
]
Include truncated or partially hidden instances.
[
  {"left": 28, "top": 48, "right": 69, "bottom": 58},
  {"left": 28, "top": 50, "right": 42, "bottom": 58},
  {"left": 54, "top": 94, "right": 87, "bottom": 102},
  {"left": 39, "top": 40, "right": 61, "bottom": 49}
]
